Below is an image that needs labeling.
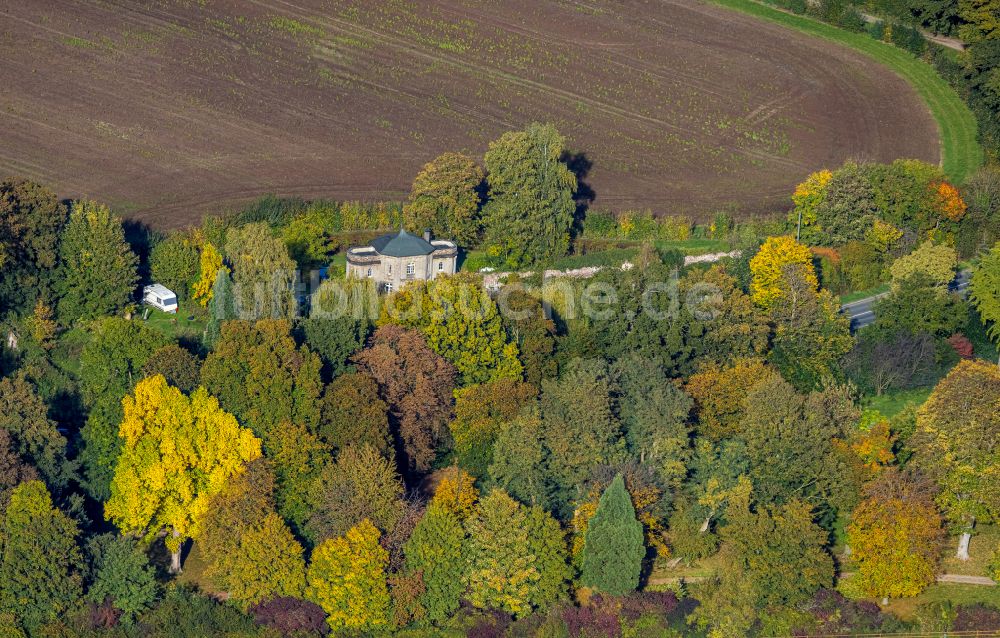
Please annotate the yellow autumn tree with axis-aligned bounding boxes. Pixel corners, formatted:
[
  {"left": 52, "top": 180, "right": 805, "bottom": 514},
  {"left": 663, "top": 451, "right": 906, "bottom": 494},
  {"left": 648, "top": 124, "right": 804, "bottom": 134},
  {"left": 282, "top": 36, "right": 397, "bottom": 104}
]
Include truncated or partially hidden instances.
[
  {"left": 866, "top": 219, "right": 904, "bottom": 253},
  {"left": 685, "top": 358, "right": 781, "bottom": 440},
  {"left": 749, "top": 236, "right": 818, "bottom": 310},
  {"left": 191, "top": 242, "right": 227, "bottom": 307},
  {"left": 104, "top": 375, "right": 262, "bottom": 573},
  {"left": 847, "top": 471, "right": 944, "bottom": 604},
  {"left": 307, "top": 518, "right": 391, "bottom": 633},
  {"left": 790, "top": 169, "right": 832, "bottom": 239},
  {"left": 430, "top": 466, "right": 479, "bottom": 520},
  {"left": 464, "top": 489, "right": 539, "bottom": 617}
]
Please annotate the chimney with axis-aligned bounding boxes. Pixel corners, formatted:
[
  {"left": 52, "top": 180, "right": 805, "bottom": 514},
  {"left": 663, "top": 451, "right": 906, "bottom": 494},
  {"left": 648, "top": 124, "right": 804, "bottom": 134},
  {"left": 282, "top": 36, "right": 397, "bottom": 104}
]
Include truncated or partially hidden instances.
[{"left": 423, "top": 229, "right": 432, "bottom": 242}]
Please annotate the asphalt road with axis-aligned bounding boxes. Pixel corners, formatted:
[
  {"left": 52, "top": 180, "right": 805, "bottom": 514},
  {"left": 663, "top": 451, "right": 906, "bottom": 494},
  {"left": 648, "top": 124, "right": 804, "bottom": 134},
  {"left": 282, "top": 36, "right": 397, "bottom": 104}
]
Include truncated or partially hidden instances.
[{"left": 841, "top": 270, "right": 971, "bottom": 332}]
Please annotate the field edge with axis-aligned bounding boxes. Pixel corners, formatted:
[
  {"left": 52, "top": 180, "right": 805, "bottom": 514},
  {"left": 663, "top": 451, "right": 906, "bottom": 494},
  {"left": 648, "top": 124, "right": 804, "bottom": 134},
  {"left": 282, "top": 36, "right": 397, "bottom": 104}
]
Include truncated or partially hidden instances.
[{"left": 706, "top": 0, "right": 983, "bottom": 183}]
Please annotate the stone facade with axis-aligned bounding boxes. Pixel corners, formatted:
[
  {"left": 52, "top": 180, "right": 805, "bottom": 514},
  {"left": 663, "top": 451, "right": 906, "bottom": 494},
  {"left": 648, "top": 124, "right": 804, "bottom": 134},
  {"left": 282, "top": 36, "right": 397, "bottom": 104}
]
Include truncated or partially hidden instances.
[{"left": 345, "top": 229, "right": 458, "bottom": 292}]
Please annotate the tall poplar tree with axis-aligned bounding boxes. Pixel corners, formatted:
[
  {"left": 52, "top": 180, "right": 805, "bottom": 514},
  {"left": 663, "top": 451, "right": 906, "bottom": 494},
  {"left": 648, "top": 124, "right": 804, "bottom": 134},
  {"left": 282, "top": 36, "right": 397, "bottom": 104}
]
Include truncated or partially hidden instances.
[{"left": 482, "top": 123, "right": 577, "bottom": 268}]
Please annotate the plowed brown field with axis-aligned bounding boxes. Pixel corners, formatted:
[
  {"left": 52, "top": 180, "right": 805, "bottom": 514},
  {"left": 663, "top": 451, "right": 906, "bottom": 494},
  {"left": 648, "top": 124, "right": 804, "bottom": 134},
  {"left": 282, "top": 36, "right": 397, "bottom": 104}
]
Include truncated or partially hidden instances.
[{"left": 0, "top": 0, "right": 939, "bottom": 227}]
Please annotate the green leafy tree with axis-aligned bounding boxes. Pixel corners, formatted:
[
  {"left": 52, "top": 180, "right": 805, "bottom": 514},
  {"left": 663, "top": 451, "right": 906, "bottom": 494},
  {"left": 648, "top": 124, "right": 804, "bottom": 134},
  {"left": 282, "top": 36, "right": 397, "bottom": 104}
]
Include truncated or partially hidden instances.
[
  {"left": 692, "top": 481, "right": 834, "bottom": 637},
  {"left": 498, "top": 285, "right": 558, "bottom": 386},
  {"left": 736, "top": 376, "right": 859, "bottom": 515},
  {"left": 78, "top": 318, "right": 168, "bottom": 499},
  {"left": 104, "top": 375, "right": 262, "bottom": 573},
  {"left": 482, "top": 123, "right": 577, "bottom": 267},
  {"left": 611, "top": 355, "right": 693, "bottom": 487},
  {"left": 874, "top": 272, "right": 966, "bottom": 338},
  {"left": 79, "top": 317, "right": 169, "bottom": 404},
  {"left": 464, "top": 489, "right": 538, "bottom": 617},
  {"left": 296, "top": 316, "right": 369, "bottom": 379},
  {"left": 540, "top": 359, "right": 622, "bottom": 514},
  {"left": 488, "top": 407, "right": 549, "bottom": 508},
  {"left": 305, "top": 444, "right": 405, "bottom": 545},
  {"left": 318, "top": 372, "right": 393, "bottom": 456},
  {"left": 0, "top": 373, "right": 75, "bottom": 492},
  {"left": 404, "top": 152, "right": 484, "bottom": 246},
  {"left": 383, "top": 273, "right": 523, "bottom": 385},
  {"left": 283, "top": 208, "right": 334, "bottom": 270},
  {"left": 0, "top": 481, "right": 83, "bottom": 631},
  {"left": 263, "top": 420, "right": 332, "bottom": 536},
  {"left": 0, "top": 178, "right": 68, "bottom": 313},
  {"left": 149, "top": 232, "right": 200, "bottom": 302},
  {"left": 224, "top": 222, "right": 297, "bottom": 320},
  {"left": 580, "top": 474, "right": 644, "bottom": 596},
  {"left": 141, "top": 344, "right": 201, "bottom": 394},
  {"left": 911, "top": 359, "right": 1000, "bottom": 560},
  {"left": 525, "top": 505, "right": 570, "bottom": 610},
  {"left": 84, "top": 533, "right": 160, "bottom": 624},
  {"left": 56, "top": 200, "right": 139, "bottom": 323},
  {"left": 403, "top": 504, "right": 466, "bottom": 624},
  {"left": 811, "top": 161, "right": 879, "bottom": 244},
  {"left": 449, "top": 379, "right": 536, "bottom": 478},
  {"left": 201, "top": 319, "right": 323, "bottom": 441},
  {"left": 768, "top": 265, "right": 853, "bottom": 391},
  {"left": 307, "top": 519, "right": 391, "bottom": 633},
  {"left": 970, "top": 241, "right": 1000, "bottom": 360}
]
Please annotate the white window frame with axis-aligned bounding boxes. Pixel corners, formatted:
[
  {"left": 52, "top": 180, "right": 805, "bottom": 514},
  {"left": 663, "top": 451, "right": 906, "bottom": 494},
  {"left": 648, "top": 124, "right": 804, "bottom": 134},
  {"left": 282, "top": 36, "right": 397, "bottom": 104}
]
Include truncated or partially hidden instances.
[
  {"left": 367, "top": 267, "right": 372, "bottom": 277},
  {"left": 384, "top": 282, "right": 393, "bottom": 293},
  {"left": 437, "top": 260, "right": 444, "bottom": 271},
  {"left": 406, "top": 262, "right": 415, "bottom": 276}
]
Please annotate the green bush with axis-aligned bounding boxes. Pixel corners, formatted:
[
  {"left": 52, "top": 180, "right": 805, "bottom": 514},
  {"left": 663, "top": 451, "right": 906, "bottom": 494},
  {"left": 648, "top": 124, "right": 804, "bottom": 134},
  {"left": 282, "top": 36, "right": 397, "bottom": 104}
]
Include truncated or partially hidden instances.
[{"left": 582, "top": 209, "right": 618, "bottom": 239}]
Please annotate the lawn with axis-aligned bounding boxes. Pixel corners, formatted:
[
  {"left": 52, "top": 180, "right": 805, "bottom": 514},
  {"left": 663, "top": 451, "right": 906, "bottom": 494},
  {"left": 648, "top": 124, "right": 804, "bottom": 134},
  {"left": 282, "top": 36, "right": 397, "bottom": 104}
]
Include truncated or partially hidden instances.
[
  {"left": 941, "top": 525, "right": 1000, "bottom": 578},
  {"left": 885, "top": 583, "right": 1000, "bottom": 620},
  {"left": 865, "top": 386, "right": 933, "bottom": 417},
  {"left": 711, "top": 0, "right": 983, "bottom": 183},
  {"left": 140, "top": 305, "right": 207, "bottom": 343}
]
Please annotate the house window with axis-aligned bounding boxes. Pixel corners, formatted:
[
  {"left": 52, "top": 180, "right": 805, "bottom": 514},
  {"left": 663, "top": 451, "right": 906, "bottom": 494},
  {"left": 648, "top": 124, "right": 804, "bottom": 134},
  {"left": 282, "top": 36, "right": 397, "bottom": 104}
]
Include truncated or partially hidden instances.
[
  {"left": 437, "top": 261, "right": 444, "bottom": 272},
  {"left": 367, "top": 267, "right": 372, "bottom": 277},
  {"left": 406, "top": 263, "right": 415, "bottom": 276},
  {"left": 384, "top": 282, "right": 393, "bottom": 293},
  {"left": 388, "top": 264, "right": 392, "bottom": 275}
]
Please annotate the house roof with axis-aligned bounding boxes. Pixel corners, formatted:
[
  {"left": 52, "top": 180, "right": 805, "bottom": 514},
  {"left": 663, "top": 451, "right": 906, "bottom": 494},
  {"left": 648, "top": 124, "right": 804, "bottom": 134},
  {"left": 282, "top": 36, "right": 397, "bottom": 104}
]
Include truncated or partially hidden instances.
[{"left": 370, "top": 228, "right": 436, "bottom": 257}]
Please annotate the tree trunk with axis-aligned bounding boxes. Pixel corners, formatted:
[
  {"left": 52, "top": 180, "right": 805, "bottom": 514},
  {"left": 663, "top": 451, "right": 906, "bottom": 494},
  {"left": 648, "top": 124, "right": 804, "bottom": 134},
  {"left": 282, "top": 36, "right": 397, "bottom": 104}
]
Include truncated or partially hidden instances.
[
  {"left": 169, "top": 528, "right": 183, "bottom": 574},
  {"left": 699, "top": 516, "right": 711, "bottom": 534},
  {"left": 957, "top": 530, "right": 973, "bottom": 561}
]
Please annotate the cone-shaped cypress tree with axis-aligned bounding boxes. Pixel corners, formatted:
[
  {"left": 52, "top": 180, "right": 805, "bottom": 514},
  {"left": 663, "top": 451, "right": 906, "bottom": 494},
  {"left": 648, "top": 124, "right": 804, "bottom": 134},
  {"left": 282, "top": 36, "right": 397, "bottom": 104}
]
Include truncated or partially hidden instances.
[{"left": 580, "top": 474, "right": 644, "bottom": 595}]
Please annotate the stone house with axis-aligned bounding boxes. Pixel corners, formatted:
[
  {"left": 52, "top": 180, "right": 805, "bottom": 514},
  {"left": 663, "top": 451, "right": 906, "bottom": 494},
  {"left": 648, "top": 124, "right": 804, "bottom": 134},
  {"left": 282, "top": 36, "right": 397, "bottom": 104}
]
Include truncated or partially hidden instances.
[{"left": 345, "top": 228, "right": 458, "bottom": 292}]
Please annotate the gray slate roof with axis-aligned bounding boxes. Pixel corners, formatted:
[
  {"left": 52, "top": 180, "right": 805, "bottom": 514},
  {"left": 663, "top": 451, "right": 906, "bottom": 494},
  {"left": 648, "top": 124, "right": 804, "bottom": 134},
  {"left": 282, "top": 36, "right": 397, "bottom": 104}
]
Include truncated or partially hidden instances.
[{"left": 370, "top": 228, "right": 435, "bottom": 257}]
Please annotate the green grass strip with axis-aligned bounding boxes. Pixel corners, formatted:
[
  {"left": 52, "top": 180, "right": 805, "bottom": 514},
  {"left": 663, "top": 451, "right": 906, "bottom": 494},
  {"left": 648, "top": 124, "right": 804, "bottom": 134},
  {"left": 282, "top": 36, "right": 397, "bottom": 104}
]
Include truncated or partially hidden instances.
[{"left": 708, "top": 0, "right": 983, "bottom": 183}]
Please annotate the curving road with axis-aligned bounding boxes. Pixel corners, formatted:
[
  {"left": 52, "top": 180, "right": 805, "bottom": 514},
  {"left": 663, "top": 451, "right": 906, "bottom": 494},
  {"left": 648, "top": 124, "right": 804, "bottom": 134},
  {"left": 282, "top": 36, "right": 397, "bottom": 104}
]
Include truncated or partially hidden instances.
[{"left": 841, "top": 270, "right": 971, "bottom": 332}]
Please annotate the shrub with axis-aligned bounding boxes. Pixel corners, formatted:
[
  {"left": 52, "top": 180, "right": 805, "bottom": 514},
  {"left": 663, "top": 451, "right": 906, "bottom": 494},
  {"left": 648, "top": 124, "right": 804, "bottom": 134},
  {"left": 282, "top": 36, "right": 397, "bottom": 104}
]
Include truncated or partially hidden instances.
[
  {"left": 249, "top": 596, "right": 330, "bottom": 635},
  {"left": 583, "top": 210, "right": 618, "bottom": 239},
  {"left": 953, "top": 603, "right": 1000, "bottom": 632}
]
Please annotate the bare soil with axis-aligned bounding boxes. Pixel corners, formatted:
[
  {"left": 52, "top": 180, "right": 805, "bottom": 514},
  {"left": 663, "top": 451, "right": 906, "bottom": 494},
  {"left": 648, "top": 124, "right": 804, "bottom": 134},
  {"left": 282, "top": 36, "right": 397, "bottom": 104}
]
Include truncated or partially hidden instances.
[{"left": 0, "top": 0, "right": 939, "bottom": 227}]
